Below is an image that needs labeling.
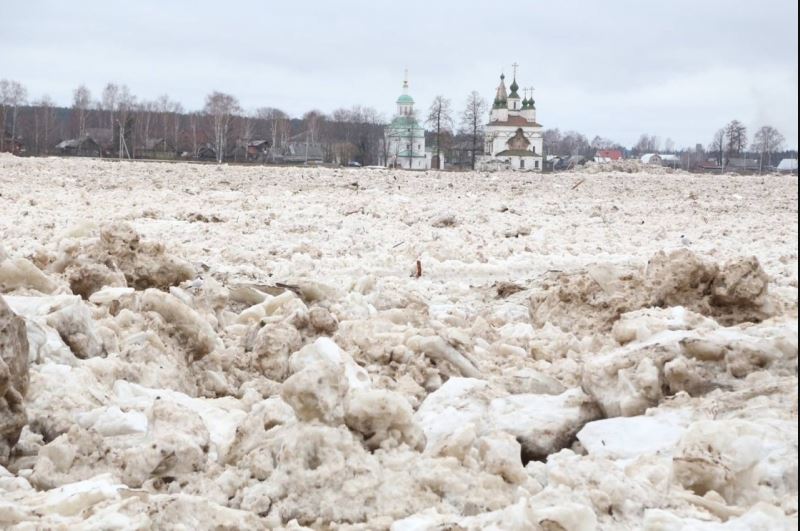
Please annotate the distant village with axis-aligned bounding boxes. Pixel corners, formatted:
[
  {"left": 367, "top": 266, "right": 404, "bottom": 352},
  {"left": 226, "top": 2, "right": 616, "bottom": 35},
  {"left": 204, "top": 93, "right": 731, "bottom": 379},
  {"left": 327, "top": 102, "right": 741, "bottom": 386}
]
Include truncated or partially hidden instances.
[{"left": 1, "top": 73, "right": 797, "bottom": 174}]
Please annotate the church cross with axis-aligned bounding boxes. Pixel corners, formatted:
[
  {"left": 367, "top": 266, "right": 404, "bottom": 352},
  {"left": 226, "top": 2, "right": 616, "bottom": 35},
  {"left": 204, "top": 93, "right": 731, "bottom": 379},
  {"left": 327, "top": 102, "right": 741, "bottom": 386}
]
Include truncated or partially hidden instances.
[{"left": 511, "top": 62, "right": 519, "bottom": 78}]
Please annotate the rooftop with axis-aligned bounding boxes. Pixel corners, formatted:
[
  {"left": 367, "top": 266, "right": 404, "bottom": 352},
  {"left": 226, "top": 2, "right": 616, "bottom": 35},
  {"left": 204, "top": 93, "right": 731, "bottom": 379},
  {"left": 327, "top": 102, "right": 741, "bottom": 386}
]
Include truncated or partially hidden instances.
[
  {"left": 496, "top": 149, "right": 540, "bottom": 157},
  {"left": 488, "top": 115, "right": 542, "bottom": 127}
]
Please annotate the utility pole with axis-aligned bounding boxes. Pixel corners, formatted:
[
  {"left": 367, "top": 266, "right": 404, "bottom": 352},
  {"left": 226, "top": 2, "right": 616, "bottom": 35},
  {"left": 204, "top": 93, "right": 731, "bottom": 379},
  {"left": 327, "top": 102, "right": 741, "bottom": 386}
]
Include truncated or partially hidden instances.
[{"left": 117, "top": 119, "right": 131, "bottom": 160}]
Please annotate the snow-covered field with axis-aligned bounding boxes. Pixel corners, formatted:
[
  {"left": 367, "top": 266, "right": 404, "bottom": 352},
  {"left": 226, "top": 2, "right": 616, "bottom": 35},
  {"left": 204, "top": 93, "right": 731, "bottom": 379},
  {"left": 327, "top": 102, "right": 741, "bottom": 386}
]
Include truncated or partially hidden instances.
[{"left": 1, "top": 154, "right": 797, "bottom": 529}]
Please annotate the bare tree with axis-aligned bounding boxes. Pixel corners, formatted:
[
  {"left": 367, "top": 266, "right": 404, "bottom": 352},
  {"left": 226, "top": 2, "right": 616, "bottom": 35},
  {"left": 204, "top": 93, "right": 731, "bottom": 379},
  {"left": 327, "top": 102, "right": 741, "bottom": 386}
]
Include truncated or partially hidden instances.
[
  {"left": 232, "top": 112, "right": 256, "bottom": 161},
  {"left": 101, "top": 83, "right": 119, "bottom": 130},
  {"left": 171, "top": 102, "right": 184, "bottom": 155},
  {"left": 709, "top": 128, "right": 725, "bottom": 166},
  {"left": 256, "top": 107, "right": 288, "bottom": 150},
  {"left": 136, "top": 100, "right": 158, "bottom": 155},
  {"left": 157, "top": 94, "right": 171, "bottom": 148},
  {"left": 204, "top": 91, "right": 241, "bottom": 163},
  {"left": 559, "top": 131, "right": 591, "bottom": 157},
  {"left": 0, "top": 80, "right": 7, "bottom": 151},
  {"left": 72, "top": 84, "right": 92, "bottom": 138},
  {"left": 543, "top": 128, "right": 562, "bottom": 156},
  {"left": 189, "top": 111, "right": 201, "bottom": 158},
  {"left": 115, "top": 86, "right": 136, "bottom": 159},
  {"left": 724, "top": 120, "right": 747, "bottom": 160},
  {"left": 751, "top": 125, "right": 785, "bottom": 170},
  {"left": 426, "top": 95, "right": 453, "bottom": 169},
  {"left": 32, "top": 95, "right": 56, "bottom": 155},
  {"left": 0, "top": 80, "right": 11, "bottom": 151},
  {"left": 302, "top": 110, "right": 325, "bottom": 145},
  {"left": 633, "top": 133, "right": 659, "bottom": 154},
  {"left": 460, "top": 91, "right": 487, "bottom": 170},
  {"left": 664, "top": 138, "right": 675, "bottom": 153},
  {"left": 0, "top": 80, "right": 28, "bottom": 151},
  {"left": 9, "top": 81, "right": 27, "bottom": 145}
]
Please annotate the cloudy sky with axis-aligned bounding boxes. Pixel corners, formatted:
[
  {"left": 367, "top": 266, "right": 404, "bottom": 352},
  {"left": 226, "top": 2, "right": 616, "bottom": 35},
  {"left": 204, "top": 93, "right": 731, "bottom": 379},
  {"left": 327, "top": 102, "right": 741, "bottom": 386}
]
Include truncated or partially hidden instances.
[{"left": 2, "top": 0, "right": 797, "bottom": 148}]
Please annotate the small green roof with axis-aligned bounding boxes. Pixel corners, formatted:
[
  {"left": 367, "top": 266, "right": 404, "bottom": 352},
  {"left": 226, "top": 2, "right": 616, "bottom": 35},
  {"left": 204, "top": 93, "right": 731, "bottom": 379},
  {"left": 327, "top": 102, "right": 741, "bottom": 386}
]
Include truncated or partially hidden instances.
[
  {"left": 397, "top": 94, "right": 414, "bottom": 104},
  {"left": 389, "top": 115, "right": 422, "bottom": 127}
]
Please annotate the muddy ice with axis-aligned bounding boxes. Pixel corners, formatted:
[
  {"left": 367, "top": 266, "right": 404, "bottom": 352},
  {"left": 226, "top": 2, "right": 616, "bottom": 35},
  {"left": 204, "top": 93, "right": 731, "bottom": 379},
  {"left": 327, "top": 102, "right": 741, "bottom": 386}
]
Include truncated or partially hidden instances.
[{"left": 0, "top": 154, "right": 797, "bottom": 529}]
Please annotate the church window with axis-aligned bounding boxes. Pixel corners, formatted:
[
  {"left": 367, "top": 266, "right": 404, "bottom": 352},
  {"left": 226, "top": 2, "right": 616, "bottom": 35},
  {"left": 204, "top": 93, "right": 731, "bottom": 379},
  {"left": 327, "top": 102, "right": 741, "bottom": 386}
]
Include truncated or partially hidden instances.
[
  {"left": 535, "top": 160, "right": 539, "bottom": 169},
  {"left": 520, "top": 159, "right": 525, "bottom": 169}
]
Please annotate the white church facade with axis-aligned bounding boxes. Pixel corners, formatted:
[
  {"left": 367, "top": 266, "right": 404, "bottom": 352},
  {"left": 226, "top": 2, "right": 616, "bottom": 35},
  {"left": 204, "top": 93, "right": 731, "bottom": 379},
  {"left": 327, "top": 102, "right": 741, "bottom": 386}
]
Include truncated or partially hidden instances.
[
  {"left": 477, "top": 67, "right": 543, "bottom": 171},
  {"left": 381, "top": 71, "right": 445, "bottom": 170},
  {"left": 382, "top": 73, "right": 437, "bottom": 170}
]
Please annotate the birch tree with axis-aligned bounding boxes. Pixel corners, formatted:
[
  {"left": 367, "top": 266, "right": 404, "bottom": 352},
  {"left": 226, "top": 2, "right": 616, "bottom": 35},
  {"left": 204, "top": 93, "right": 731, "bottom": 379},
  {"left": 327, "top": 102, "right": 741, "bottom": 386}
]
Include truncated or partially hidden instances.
[
  {"left": 256, "top": 107, "right": 287, "bottom": 149},
  {"left": 460, "top": 91, "right": 487, "bottom": 170},
  {"left": 101, "top": 83, "right": 119, "bottom": 130},
  {"left": 72, "top": 84, "right": 92, "bottom": 138},
  {"left": 0, "top": 80, "right": 28, "bottom": 150},
  {"left": 303, "top": 110, "right": 325, "bottom": 145},
  {"left": 204, "top": 91, "right": 240, "bottom": 163},
  {"left": 33, "top": 95, "right": 56, "bottom": 154},
  {"left": 0, "top": 79, "right": 7, "bottom": 151},
  {"left": 9, "top": 81, "right": 27, "bottom": 145}
]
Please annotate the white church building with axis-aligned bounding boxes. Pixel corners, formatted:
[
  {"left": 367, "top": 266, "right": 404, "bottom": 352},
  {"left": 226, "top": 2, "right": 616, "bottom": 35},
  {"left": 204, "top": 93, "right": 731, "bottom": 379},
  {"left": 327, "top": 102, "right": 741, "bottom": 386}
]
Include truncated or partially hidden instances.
[
  {"left": 383, "top": 73, "right": 437, "bottom": 170},
  {"left": 477, "top": 66, "right": 543, "bottom": 171}
]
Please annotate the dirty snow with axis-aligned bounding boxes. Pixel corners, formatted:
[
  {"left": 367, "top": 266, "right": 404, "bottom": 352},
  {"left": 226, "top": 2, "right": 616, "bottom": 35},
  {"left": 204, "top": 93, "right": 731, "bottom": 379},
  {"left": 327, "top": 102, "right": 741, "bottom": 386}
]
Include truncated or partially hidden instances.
[{"left": 0, "top": 154, "right": 797, "bottom": 529}]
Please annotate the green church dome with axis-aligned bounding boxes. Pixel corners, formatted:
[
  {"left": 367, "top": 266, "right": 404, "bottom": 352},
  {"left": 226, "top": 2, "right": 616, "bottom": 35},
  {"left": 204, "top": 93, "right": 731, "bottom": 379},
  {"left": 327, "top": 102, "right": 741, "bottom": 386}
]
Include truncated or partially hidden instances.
[{"left": 397, "top": 94, "right": 414, "bottom": 105}]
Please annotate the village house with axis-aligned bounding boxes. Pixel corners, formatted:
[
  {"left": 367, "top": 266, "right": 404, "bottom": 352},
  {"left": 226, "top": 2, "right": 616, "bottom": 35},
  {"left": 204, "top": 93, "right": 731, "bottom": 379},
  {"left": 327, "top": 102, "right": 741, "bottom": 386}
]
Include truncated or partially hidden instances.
[
  {"left": 660, "top": 154, "right": 680, "bottom": 168},
  {"left": 594, "top": 149, "right": 623, "bottom": 163},
  {"left": 776, "top": 158, "right": 798, "bottom": 174},
  {"left": 55, "top": 136, "right": 102, "bottom": 157},
  {"left": 640, "top": 153, "right": 662, "bottom": 165},
  {"left": 1, "top": 131, "right": 24, "bottom": 154},
  {"left": 55, "top": 129, "right": 113, "bottom": 157},
  {"left": 726, "top": 158, "right": 760, "bottom": 173},
  {"left": 246, "top": 140, "right": 270, "bottom": 162},
  {"left": 283, "top": 142, "right": 324, "bottom": 164},
  {"left": 696, "top": 160, "right": 722, "bottom": 173},
  {"left": 138, "top": 138, "right": 177, "bottom": 159}
]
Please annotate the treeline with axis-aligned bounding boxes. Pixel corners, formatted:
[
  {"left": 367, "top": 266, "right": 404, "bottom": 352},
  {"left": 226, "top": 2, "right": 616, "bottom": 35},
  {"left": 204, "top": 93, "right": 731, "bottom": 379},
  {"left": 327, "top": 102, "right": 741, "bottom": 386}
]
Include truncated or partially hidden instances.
[
  {"left": 1, "top": 78, "right": 796, "bottom": 169},
  {"left": 0, "top": 80, "right": 387, "bottom": 165}
]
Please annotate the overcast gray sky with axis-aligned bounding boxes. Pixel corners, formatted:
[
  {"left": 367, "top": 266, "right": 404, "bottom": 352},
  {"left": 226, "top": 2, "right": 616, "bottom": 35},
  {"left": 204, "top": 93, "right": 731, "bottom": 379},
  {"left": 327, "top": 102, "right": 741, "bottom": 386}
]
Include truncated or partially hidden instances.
[{"left": 2, "top": 0, "right": 798, "bottom": 148}]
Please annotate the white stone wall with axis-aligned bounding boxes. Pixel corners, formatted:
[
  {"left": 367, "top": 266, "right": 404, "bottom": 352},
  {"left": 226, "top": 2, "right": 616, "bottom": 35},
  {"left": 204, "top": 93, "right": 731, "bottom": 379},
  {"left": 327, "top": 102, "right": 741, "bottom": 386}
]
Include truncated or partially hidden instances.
[
  {"left": 485, "top": 126, "right": 544, "bottom": 157},
  {"left": 385, "top": 129, "right": 428, "bottom": 170}
]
